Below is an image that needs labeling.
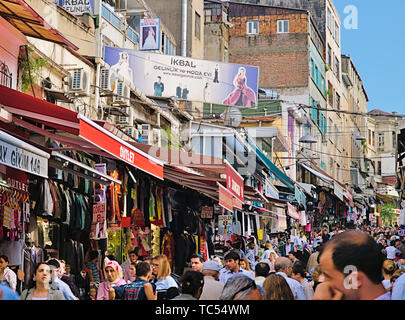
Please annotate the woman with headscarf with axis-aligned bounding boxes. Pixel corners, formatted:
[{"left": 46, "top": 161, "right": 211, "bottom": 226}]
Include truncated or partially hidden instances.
[{"left": 96, "top": 260, "right": 126, "bottom": 300}]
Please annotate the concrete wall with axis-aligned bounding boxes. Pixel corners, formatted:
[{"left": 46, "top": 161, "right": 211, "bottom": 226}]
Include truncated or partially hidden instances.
[{"left": 147, "top": 0, "right": 204, "bottom": 58}]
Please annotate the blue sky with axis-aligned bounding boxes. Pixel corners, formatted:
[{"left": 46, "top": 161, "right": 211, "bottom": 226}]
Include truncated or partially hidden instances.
[{"left": 334, "top": 0, "right": 405, "bottom": 113}]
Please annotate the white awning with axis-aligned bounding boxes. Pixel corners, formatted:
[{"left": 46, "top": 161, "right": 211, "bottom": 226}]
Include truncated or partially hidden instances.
[{"left": 300, "top": 163, "right": 333, "bottom": 185}]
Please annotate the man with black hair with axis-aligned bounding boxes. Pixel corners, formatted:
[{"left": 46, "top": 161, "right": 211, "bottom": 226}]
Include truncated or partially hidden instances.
[
  {"left": 190, "top": 254, "right": 205, "bottom": 273},
  {"left": 254, "top": 262, "right": 270, "bottom": 286},
  {"left": 314, "top": 230, "right": 390, "bottom": 300},
  {"left": 291, "top": 261, "right": 314, "bottom": 300},
  {"left": 109, "top": 261, "right": 157, "bottom": 300},
  {"left": 219, "top": 251, "right": 254, "bottom": 284},
  {"left": 122, "top": 248, "right": 141, "bottom": 282},
  {"left": 171, "top": 270, "right": 204, "bottom": 300}
]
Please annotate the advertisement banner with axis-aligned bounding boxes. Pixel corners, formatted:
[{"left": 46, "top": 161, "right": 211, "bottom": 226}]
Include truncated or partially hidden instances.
[
  {"left": 104, "top": 46, "right": 259, "bottom": 107},
  {"left": 59, "top": 0, "right": 94, "bottom": 15},
  {"left": 225, "top": 161, "right": 244, "bottom": 202},
  {"left": 218, "top": 215, "right": 233, "bottom": 236},
  {"left": 0, "top": 139, "right": 48, "bottom": 178},
  {"left": 139, "top": 18, "right": 161, "bottom": 51}
]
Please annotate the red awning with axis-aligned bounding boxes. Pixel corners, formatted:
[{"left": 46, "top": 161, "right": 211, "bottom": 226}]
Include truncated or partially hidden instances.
[
  {"left": 0, "top": 0, "right": 78, "bottom": 50},
  {"left": 0, "top": 85, "right": 164, "bottom": 179}
]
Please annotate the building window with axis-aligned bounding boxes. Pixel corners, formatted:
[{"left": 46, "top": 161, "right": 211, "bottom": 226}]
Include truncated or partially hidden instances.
[
  {"left": 334, "top": 56, "right": 340, "bottom": 80},
  {"left": 327, "top": 45, "right": 331, "bottom": 66},
  {"left": 315, "top": 65, "right": 319, "bottom": 85},
  {"left": 195, "top": 12, "right": 201, "bottom": 39},
  {"left": 377, "top": 161, "right": 382, "bottom": 176},
  {"left": 311, "top": 59, "right": 315, "bottom": 78},
  {"left": 372, "top": 131, "right": 375, "bottom": 147},
  {"left": 393, "top": 131, "right": 397, "bottom": 148},
  {"left": 277, "top": 20, "right": 289, "bottom": 33},
  {"left": 327, "top": 8, "right": 331, "bottom": 30},
  {"left": 321, "top": 76, "right": 325, "bottom": 95},
  {"left": 378, "top": 132, "right": 385, "bottom": 152},
  {"left": 335, "top": 92, "right": 340, "bottom": 110},
  {"left": 334, "top": 21, "right": 339, "bottom": 44},
  {"left": 247, "top": 20, "right": 259, "bottom": 35}
]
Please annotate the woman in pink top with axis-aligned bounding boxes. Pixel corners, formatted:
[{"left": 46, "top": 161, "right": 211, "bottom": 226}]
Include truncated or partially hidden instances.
[{"left": 97, "top": 260, "right": 126, "bottom": 300}]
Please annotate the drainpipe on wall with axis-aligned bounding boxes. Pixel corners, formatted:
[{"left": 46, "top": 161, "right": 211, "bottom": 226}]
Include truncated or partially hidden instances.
[
  {"left": 181, "top": 0, "right": 187, "bottom": 57},
  {"left": 95, "top": 0, "right": 103, "bottom": 119}
]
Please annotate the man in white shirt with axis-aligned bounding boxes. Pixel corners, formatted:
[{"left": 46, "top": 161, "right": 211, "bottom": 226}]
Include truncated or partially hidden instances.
[
  {"left": 199, "top": 260, "right": 224, "bottom": 300},
  {"left": 274, "top": 257, "right": 307, "bottom": 300},
  {"left": 0, "top": 255, "right": 16, "bottom": 291},
  {"left": 291, "top": 260, "right": 314, "bottom": 300},
  {"left": 386, "top": 244, "right": 400, "bottom": 260}
]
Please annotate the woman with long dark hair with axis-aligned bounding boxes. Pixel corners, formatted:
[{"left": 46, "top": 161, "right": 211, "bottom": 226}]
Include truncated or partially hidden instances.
[{"left": 21, "top": 263, "right": 65, "bottom": 300}]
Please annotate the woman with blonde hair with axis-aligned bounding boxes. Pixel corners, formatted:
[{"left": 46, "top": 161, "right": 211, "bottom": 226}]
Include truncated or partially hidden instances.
[
  {"left": 150, "top": 254, "right": 179, "bottom": 300},
  {"left": 262, "top": 273, "right": 294, "bottom": 300},
  {"left": 240, "top": 258, "right": 255, "bottom": 279},
  {"left": 382, "top": 259, "right": 396, "bottom": 290},
  {"left": 261, "top": 241, "right": 279, "bottom": 261}
]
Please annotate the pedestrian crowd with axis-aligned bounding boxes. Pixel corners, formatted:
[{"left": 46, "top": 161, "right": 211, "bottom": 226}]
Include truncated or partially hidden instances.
[{"left": 1, "top": 224, "right": 405, "bottom": 300}]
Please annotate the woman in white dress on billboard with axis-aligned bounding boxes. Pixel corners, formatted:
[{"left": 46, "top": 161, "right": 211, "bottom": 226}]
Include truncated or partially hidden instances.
[
  {"left": 142, "top": 27, "right": 158, "bottom": 50},
  {"left": 110, "top": 51, "right": 133, "bottom": 87}
]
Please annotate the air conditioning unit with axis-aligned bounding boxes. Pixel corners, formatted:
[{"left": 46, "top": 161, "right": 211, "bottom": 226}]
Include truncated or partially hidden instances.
[
  {"left": 152, "top": 128, "right": 161, "bottom": 147},
  {"left": 68, "top": 69, "right": 89, "bottom": 96},
  {"left": 140, "top": 124, "right": 151, "bottom": 145},
  {"left": 112, "top": 81, "right": 130, "bottom": 105},
  {"left": 117, "top": 107, "right": 133, "bottom": 125},
  {"left": 124, "top": 126, "right": 138, "bottom": 140},
  {"left": 100, "top": 67, "right": 116, "bottom": 92}
]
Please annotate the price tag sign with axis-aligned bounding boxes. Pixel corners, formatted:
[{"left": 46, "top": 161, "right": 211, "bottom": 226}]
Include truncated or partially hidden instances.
[
  {"left": 93, "top": 202, "right": 106, "bottom": 223},
  {"left": 201, "top": 206, "right": 213, "bottom": 219}
]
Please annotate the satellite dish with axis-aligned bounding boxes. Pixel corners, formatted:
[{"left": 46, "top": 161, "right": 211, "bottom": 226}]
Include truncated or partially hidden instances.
[{"left": 223, "top": 107, "right": 242, "bottom": 127}]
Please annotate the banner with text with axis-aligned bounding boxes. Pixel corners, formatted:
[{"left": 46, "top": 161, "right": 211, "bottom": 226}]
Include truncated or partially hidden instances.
[
  {"left": 104, "top": 47, "right": 259, "bottom": 107},
  {"left": 59, "top": 0, "right": 94, "bottom": 15}
]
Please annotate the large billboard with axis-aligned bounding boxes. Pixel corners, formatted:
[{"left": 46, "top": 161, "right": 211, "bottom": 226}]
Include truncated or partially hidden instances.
[
  {"left": 104, "top": 47, "right": 259, "bottom": 107},
  {"left": 139, "top": 18, "right": 161, "bottom": 51}
]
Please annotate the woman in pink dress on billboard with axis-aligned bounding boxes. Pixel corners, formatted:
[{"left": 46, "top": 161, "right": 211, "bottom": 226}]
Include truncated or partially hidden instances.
[{"left": 223, "top": 67, "right": 256, "bottom": 108}]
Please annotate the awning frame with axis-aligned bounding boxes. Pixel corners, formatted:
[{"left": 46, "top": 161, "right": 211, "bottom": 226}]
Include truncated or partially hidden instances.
[{"left": 52, "top": 151, "right": 121, "bottom": 185}]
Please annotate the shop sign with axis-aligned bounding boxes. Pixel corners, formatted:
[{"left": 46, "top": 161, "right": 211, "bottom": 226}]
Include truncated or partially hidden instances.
[
  {"left": 279, "top": 191, "right": 296, "bottom": 202},
  {"left": 59, "top": 0, "right": 94, "bottom": 15},
  {"left": 218, "top": 183, "right": 234, "bottom": 212},
  {"left": 225, "top": 161, "right": 244, "bottom": 202},
  {"left": 265, "top": 180, "right": 279, "bottom": 199},
  {"left": 257, "top": 229, "right": 263, "bottom": 240},
  {"left": 2, "top": 166, "right": 28, "bottom": 192},
  {"left": 201, "top": 206, "right": 213, "bottom": 219},
  {"left": 0, "top": 139, "right": 48, "bottom": 178},
  {"left": 345, "top": 188, "right": 354, "bottom": 207},
  {"left": 334, "top": 181, "right": 344, "bottom": 202},
  {"left": 287, "top": 203, "right": 300, "bottom": 220},
  {"left": 79, "top": 117, "right": 164, "bottom": 180},
  {"left": 277, "top": 215, "right": 287, "bottom": 232}
]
